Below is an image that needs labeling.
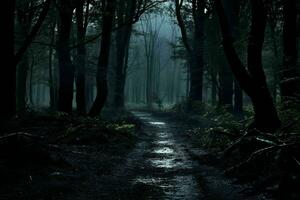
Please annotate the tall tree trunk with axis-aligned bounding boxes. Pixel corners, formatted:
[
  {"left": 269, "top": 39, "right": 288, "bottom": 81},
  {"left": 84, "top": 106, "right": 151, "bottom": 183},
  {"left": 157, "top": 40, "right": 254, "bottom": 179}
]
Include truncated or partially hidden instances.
[
  {"left": 75, "top": 0, "right": 88, "bottom": 114},
  {"left": 176, "top": 66, "right": 182, "bottom": 103},
  {"left": 114, "top": 26, "right": 132, "bottom": 109},
  {"left": 113, "top": 0, "right": 136, "bottom": 109},
  {"left": 269, "top": 20, "right": 280, "bottom": 101},
  {"left": 14, "top": 0, "right": 51, "bottom": 67},
  {"left": 89, "top": 0, "right": 116, "bottom": 116},
  {"left": 215, "top": 0, "right": 280, "bottom": 131},
  {"left": 57, "top": 1, "right": 75, "bottom": 113},
  {"left": 141, "top": 15, "right": 160, "bottom": 109},
  {"left": 247, "top": 0, "right": 280, "bottom": 130},
  {"left": 231, "top": 0, "right": 243, "bottom": 114},
  {"left": 16, "top": 53, "right": 29, "bottom": 113},
  {"left": 218, "top": 61, "right": 233, "bottom": 110},
  {"left": 169, "top": 61, "right": 176, "bottom": 103},
  {"left": 279, "top": 1, "right": 298, "bottom": 192},
  {"left": 234, "top": 80, "right": 243, "bottom": 114},
  {"left": 211, "top": 72, "right": 217, "bottom": 105},
  {"left": 190, "top": 0, "right": 205, "bottom": 103},
  {"left": 175, "top": 0, "right": 193, "bottom": 106},
  {"left": 186, "top": 64, "right": 190, "bottom": 100},
  {"left": 29, "top": 56, "right": 35, "bottom": 106},
  {"left": 1, "top": 0, "right": 16, "bottom": 120},
  {"left": 280, "top": 0, "right": 299, "bottom": 101},
  {"left": 122, "top": 41, "right": 130, "bottom": 104},
  {"left": 36, "top": 83, "right": 42, "bottom": 107},
  {"left": 175, "top": 0, "right": 204, "bottom": 107},
  {"left": 15, "top": 1, "right": 31, "bottom": 114},
  {"left": 146, "top": 55, "right": 154, "bottom": 108},
  {"left": 49, "top": 22, "right": 56, "bottom": 110},
  {"left": 218, "top": 0, "right": 234, "bottom": 109}
]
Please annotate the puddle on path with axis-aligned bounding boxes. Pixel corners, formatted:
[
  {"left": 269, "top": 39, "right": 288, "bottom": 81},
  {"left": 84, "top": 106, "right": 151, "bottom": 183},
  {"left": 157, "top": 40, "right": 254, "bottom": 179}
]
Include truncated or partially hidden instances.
[
  {"left": 157, "top": 132, "right": 169, "bottom": 139},
  {"left": 149, "top": 121, "right": 166, "bottom": 126},
  {"left": 150, "top": 158, "right": 177, "bottom": 169},
  {"left": 130, "top": 111, "right": 201, "bottom": 199},
  {"left": 156, "top": 140, "right": 173, "bottom": 145},
  {"left": 153, "top": 147, "right": 174, "bottom": 154},
  {"left": 133, "top": 176, "right": 171, "bottom": 189}
]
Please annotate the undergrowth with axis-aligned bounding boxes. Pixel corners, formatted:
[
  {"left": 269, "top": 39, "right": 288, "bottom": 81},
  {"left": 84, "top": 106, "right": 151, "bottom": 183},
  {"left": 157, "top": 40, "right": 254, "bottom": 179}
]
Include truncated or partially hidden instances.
[{"left": 171, "top": 100, "right": 300, "bottom": 199}]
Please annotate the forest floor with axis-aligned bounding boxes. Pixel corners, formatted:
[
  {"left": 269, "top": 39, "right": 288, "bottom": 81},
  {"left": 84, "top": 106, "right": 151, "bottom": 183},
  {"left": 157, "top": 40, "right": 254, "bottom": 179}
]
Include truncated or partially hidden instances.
[{"left": 0, "top": 110, "right": 271, "bottom": 200}]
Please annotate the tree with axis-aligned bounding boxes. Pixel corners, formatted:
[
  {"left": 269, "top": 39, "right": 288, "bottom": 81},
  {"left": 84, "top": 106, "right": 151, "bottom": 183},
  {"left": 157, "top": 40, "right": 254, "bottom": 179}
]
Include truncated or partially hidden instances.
[
  {"left": 14, "top": 0, "right": 52, "bottom": 67},
  {"left": 205, "top": 13, "right": 220, "bottom": 106},
  {"left": 280, "top": 0, "right": 299, "bottom": 101},
  {"left": 0, "top": 0, "right": 16, "bottom": 119},
  {"left": 218, "top": 56, "right": 233, "bottom": 110},
  {"left": 215, "top": 0, "right": 281, "bottom": 131},
  {"left": 174, "top": 0, "right": 205, "bottom": 107},
  {"left": 75, "top": 0, "right": 90, "bottom": 114},
  {"left": 14, "top": 0, "right": 52, "bottom": 114},
  {"left": 15, "top": 2, "right": 30, "bottom": 113},
  {"left": 232, "top": 0, "right": 243, "bottom": 114},
  {"left": 191, "top": 0, "right": 205, "bottom": 103},
  {"left": 89, "top": 0, "right": 117, "bottom": 116},
  {"left": 48, "top": 14, "right": 57, "bottom": 110},
  {"left": 141, "top": 14, "right": 163, "bottom": 108},
  {"left": 113, "top": 0, "right": 137, "bottom": 109},
  {"left": 56, "top": 0, "right": 77, "bottom": 113}
]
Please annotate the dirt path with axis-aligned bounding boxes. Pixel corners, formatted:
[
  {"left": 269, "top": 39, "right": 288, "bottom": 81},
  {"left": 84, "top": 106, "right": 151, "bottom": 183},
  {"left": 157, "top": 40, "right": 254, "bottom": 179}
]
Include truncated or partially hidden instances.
[
  {"left": 1, "top": 111, "right": 266, "bottom": 200},
  {"left": 95, "top": 111, "right": 261, "bottom": 200}
]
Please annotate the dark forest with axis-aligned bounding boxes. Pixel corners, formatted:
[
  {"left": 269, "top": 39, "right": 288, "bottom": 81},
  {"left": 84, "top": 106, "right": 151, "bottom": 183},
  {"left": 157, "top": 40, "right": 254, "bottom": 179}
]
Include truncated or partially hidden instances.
[{"left": 0, "top": 0, "right": 299, "bottom": 199}]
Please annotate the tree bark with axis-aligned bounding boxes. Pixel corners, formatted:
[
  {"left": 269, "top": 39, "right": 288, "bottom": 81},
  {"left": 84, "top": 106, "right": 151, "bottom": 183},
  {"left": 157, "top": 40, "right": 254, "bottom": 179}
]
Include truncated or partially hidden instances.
[
  {"left": 280, "top": 0, "right": 299, "bottom": 101},
  {"left": 89, "top": 0, "right": 117, "bottom": 116},
  {"left": 211, "top": 72, "right": 217, "bottom": 105},
  {"left": 190, "top": 0, "right": 205, "bottom": 102},
  {"left": 15, "top": 3, "right": 31, "bottom": 114},
  {"left": 175, "top": 0, "right": 204, "bottom": 107},
  {"left": 230, "top": 0, "right": 243, "bottom": 114},
  {"left": 233, "top": 80, "right": 243, "bottom": 114},
  {"left": 113, "top": 0, "right": 135, "bottom": 109},
  {"left": 57, "top": 0, "right": 75, "bottom": 113},
  {"left": 29, "top": 56, "right": 35, "bottom": 106},
  {"left": 16, "top": 53, "right": 29, "bottom": 113},
  {"left": 1, "top": 0, "right": 16, "bottom": 120},
  {"left": 75, "top": 0, "right": 88, "bottom": 114},
  {"left": 14, "top": 0, "right": 51, "bottom": 67},
  {"left": 215, "top": 0, "right": 280, "bottom": 131},
  {"left": 218, "top": 61, "right": 233, "bottom": 111},
  {"left": 49, "top": 20, "right": 56, "bottom": 110}
]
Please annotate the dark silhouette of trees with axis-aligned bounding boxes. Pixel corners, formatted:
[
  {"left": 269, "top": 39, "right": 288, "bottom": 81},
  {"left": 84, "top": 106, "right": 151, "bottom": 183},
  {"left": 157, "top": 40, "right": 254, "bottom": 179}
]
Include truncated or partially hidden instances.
[
  {"left": 48, "top": 15, "right": 57, "bottom": 110},
  {"left": 113, "top": 0, "right": 137, "bottom": 109},
  {"left": 2, "top": 0, "right": 296, "bottom": 128},
  {"left": 280, "top": 0, "right": 299, "bottom": 101},
  {"left": 191, "top": 0, "right": 205, "bottom": 103},
  {"left": 56, "top": 0, "right": 78, "bottom": 113},
  {"left": 1, "top": 0, "right": 16, "bottom": 119},
  {"left": 215, "top": 0, "right": 281, "bottom": 131},
  {"left": 15, "top": 0, "right": 52, "bottom": 113},
  {"left": 14, "top": 0, "right": 52, "bottom": 67},
  {"left": 75, "top": 0, "right": 90, "bottom": 114},
  {"left": 89, "top": 0, "right": 117, "bottom": 116},
  {"left": 218, "top": 57, "right": 234, "bottom": 110},
  {"left": 174, "top": 0, "right": 205, "bottom": 106}
]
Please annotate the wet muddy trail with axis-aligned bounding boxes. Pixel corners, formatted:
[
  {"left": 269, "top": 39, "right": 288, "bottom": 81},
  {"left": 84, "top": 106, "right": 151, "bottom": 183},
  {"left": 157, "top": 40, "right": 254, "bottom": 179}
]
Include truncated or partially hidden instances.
[
  {"left": 0, "top": 111, "right": 271, "bottom": 200},
  {"left": 97, "top": 111, "right": 259, "bottom": 200}
]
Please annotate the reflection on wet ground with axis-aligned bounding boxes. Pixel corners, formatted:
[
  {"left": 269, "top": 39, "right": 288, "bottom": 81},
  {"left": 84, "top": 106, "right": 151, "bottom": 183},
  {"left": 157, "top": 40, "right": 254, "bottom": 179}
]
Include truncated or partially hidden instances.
[
  {"left": 96, "top": 111, "right": 257, "bottom": 200},
  {"left": 153, "top": 147, "right": 174, "bottom": 154},
  {"left": 149, "top": 121, "right": 166, "bottom": 126},
  {"left": 130, "top": 111, "right": 201, "bottom": 199}
]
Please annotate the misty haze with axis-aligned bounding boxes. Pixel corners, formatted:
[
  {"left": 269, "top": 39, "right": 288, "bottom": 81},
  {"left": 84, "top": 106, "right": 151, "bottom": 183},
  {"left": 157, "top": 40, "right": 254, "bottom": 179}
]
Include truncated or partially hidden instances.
[{"left": 0, "top": 0, "right": 299, "bottom": 199}]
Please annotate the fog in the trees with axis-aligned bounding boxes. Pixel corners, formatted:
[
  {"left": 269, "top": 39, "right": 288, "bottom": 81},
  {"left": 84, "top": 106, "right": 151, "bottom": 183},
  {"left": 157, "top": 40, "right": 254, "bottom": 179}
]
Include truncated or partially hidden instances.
[{"left": 1, "top": 0, "right": 299, "bottom": 199}]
